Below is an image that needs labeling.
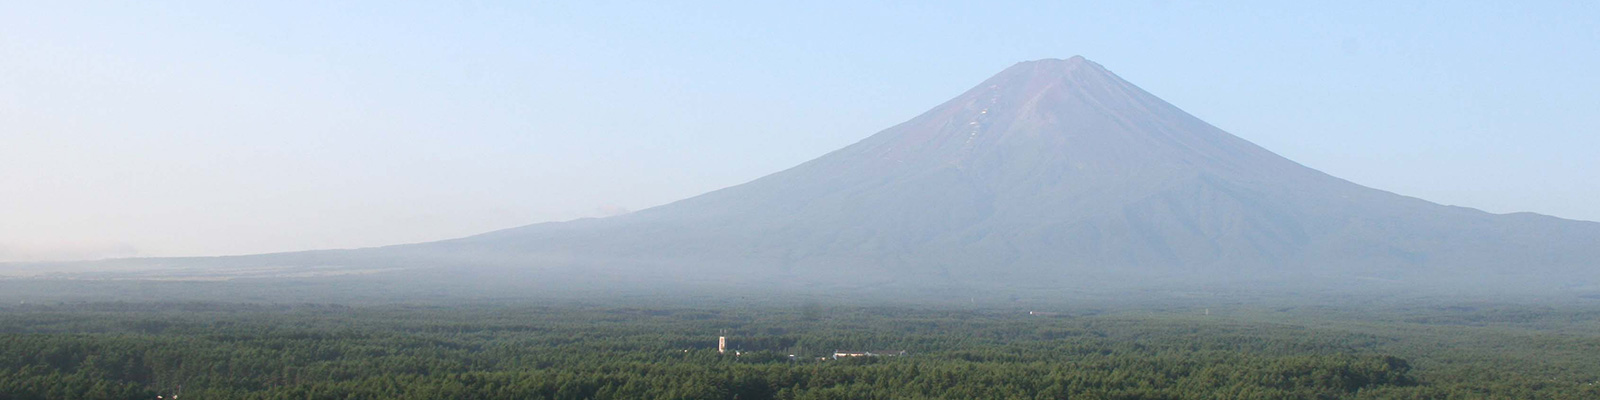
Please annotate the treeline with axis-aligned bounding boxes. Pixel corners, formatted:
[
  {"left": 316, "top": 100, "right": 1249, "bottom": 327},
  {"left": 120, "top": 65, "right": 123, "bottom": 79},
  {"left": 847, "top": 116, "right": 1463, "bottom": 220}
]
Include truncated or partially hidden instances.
[{"left": 0, "top": 303, "right": 1597, "bottom": 399}]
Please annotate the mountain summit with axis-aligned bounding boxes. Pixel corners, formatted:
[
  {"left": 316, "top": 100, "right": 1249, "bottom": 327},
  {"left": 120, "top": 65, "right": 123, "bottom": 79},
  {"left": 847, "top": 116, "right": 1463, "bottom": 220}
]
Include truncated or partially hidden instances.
[{"left": 428, "top": 56, "right": 1598, "bottom": 287}]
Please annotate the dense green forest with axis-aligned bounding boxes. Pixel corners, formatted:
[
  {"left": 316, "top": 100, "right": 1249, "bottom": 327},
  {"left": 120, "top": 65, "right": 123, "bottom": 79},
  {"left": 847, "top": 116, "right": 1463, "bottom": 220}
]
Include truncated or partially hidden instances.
[{"left": 2, "top": 300, "right": 1598, "bottom": 399}]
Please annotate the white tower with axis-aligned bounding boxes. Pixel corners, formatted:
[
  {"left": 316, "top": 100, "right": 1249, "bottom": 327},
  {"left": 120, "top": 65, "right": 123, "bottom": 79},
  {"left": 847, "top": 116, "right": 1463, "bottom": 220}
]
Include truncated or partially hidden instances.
[{"left": 718, "top": 335, "right": 727, "bottom": 354}]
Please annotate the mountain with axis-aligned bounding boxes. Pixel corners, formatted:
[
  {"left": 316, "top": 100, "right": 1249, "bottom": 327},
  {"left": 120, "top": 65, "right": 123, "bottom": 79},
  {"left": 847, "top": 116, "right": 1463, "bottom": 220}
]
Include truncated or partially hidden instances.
[
  {"left": 15, "top": 57, "right": 1600, "bottom": 291},
  {"left": 412, "top": 56, "right": 1599, "bottom": 288}
]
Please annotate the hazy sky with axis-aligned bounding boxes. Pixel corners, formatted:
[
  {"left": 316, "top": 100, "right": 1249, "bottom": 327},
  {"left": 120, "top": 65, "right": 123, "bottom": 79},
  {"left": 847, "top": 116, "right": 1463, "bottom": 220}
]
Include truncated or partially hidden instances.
[{"left": 3, "top": 1, "right": 1596, "bottom": 262}]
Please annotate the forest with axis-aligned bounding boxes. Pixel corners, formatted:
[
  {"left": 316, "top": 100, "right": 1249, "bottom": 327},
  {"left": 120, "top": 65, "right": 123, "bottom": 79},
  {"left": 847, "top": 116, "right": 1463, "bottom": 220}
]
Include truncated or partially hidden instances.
[{"left": 2, "top": 299, "right": 1599, "bottom": 399}]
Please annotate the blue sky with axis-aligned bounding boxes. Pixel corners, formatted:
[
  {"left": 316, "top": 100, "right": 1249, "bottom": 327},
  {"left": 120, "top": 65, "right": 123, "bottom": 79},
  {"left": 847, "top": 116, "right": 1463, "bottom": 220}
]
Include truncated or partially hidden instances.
[{"left": 2, "top": 1, "right": 1596, "bottom": 260}]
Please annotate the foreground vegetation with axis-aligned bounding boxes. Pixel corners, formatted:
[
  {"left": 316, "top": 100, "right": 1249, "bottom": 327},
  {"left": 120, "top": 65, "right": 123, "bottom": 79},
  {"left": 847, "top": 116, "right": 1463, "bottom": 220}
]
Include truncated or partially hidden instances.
[{"left": 1, "top": 300, "right": 1598, "bottom": 399}]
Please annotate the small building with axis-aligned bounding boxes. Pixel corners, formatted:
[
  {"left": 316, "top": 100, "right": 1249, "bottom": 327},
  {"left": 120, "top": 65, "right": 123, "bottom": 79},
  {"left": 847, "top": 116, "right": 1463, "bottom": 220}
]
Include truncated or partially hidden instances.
[{"left": 832, "top": 350, "right": 907, "bottom": 359}]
